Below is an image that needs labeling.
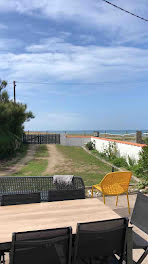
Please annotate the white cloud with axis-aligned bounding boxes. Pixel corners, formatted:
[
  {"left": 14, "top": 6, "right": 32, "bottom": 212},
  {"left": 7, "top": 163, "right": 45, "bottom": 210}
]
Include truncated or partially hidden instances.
[
  {"left": 0, "top": 1, "right": 148, "bottom": 45},
  {"left": 1, "top": 38, "right": 148, "bottom": 92}
]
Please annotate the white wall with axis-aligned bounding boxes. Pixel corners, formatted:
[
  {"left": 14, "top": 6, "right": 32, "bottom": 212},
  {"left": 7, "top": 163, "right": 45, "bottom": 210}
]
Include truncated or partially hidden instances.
[
  {"left": 60, "top": 134, "right": 145, "bottom": 162},
  {"left": 60, "top": 134, "right": 91, "bottom": 147},
  {"left": 91, "top": 137, "right": 145, "bottom": 163}
]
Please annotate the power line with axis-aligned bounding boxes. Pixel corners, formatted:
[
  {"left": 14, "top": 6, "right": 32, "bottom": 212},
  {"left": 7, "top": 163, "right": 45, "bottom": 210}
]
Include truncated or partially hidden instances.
[
  {"left": 101, "top": 0, "right": 148, "bottom": 22},
  {"left": 16, "top": 81, "right": 119, "bottom": 85},
  {"left": 9, "top": 81, "right": 124, "bottom": 85},
  {"left": 7, "top": 80, "right": 148, "bottom": 85}
]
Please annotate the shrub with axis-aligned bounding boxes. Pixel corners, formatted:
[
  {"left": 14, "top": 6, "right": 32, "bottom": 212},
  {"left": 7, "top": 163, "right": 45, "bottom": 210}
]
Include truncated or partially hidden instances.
[
  {"left": 86, "top": 141, "right": 95, "bottom": 150},
  {"left": 0, "top": 79, "right": 34, "bottom": 159},
  {"left": 131, "top": 146, "right": 148, "bottom": 187},
  {"left": 144, "top": 137, "right": 148, "bottom": 145},
  {"left": 128, "top": 156, "right": 136, "bottom": 168},
  {"left": 137, "top": 146, "right": 148, "bottom": 181},
  {"left": 132, "top": 164, "right": 143, "bottom": 175},
  {"left": 138, "top": 180, "right": 148, "bottom": 190},
  {"left": 112, "top": 157, "right": 128, "bottom": 168},
  {"left": 103, "top": 142, "right": 118, "bottom": 160},
  {"left": 0, "top": 129, "right": 17, "bottom": 159}
]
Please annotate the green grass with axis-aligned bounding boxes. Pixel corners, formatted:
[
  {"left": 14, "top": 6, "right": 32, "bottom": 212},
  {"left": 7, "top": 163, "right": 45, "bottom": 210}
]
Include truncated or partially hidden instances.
[
  {"left": 55, "top": 145, "right": 112, "bottom": 186},
  {"left": 12, "top": 159, "right": 48, "bottom": 176},
  {"left": 34, "top": 145, "right": 49, "bottom": 157}
]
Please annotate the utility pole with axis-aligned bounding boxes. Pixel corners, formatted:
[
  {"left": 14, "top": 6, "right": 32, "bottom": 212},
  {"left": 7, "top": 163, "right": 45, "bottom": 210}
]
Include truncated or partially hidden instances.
[{"left": 13, "top": 81, "right": 16, "bottom": 103}]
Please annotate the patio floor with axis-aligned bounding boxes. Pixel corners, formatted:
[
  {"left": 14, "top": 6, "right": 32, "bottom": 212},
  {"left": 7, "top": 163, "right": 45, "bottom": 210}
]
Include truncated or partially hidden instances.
[
  {"left": 4, "top": 194, "right": 148, "bottom": 263},
  {"left": 98, "top": 194, "right": 148, "bottom": 264}
]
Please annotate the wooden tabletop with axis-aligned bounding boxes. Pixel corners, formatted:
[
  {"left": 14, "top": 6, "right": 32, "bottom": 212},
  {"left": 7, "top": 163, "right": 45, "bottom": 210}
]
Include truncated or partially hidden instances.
[{"left": 0, "top": 198, "right": 120, "bottom": 244}]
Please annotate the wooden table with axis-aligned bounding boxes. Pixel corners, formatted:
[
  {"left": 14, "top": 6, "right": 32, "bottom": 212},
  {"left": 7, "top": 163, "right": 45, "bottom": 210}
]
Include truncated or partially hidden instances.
[{"left": 0, "top": 198, "right": 120, "bottom": 249}]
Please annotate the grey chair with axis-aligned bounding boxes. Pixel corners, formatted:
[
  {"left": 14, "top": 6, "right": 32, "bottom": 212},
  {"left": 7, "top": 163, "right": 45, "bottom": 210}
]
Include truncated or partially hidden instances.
[
  {"left": 130, "top": 192, "right": 148, "bottom": 264},
  {"left": 1, "top": 192, "right": 41, "bottom": 206},
  {"left": 0, "top": 193, "right": 41, "bottom": 263},
  {"left": 73, "top": 218, "right": 131, "bottom": 264},
  {"left": 10, "top": 227, "right": 72, "bottom": 264}
]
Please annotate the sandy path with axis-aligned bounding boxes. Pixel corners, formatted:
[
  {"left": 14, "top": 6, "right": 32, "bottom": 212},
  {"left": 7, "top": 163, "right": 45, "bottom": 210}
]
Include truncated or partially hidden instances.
[
  {"left": 0, "top": 145, "right": 38, "bottom": 176},
  {"left": 43, "top": 145, "right": 69, "bottom": 175}
]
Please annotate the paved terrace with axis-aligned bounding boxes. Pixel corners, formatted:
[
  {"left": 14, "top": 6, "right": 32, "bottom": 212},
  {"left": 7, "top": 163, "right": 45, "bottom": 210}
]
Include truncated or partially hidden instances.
[
  {"left": 4, "top": 194, "right": 148, "bottom": 264},
  {"left": 98, "top": 194, "right": 147, "bottom": 264}
]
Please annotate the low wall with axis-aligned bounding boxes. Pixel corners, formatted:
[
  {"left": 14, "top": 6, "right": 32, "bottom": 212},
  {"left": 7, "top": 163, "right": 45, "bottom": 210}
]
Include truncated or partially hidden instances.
[
  {"left": 60, "top": 134, "right": 91, "bottom": 147},
  {"left": 91, "top": 137, "right": 146, "bottom": 163},
  {"left": 60, "top": 134, "right": 146, "bottom": 162}
]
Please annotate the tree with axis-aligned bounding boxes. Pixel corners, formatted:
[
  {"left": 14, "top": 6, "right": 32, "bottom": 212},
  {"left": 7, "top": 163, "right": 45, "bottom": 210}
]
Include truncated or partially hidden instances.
[
  {"left": 0, "top": 80, "right": 9, "bottom": 103},
  {"left": 0, "top": 80, "right": 34, "bottom": 158}
]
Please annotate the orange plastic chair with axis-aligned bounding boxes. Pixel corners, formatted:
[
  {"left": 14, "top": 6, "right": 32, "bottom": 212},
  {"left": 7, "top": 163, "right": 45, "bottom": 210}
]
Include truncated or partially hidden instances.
[{"left": 91, "top": 171, "right": 132, "bottom": 214}]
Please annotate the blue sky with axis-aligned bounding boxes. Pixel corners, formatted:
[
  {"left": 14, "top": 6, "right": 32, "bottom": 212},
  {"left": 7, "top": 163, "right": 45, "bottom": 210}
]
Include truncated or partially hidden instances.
[{"left": 0, "top": 0, "right": 148, "bottom": 131}]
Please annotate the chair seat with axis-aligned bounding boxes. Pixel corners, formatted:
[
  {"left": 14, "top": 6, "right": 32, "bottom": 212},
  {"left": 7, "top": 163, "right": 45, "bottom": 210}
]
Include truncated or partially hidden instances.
[
  {"left": 93, "top": 184, "right": 102, "bottom": 191},
  {"left": 133, "top": 231, "right": 148, "bottom": 249},
  {"left": 93, "top": 183, "right": 125, "bottom": 195}
]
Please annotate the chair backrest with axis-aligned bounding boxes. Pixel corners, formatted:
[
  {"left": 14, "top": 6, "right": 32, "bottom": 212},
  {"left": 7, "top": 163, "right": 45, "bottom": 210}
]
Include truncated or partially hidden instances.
[
  {"left": 73, "top": 218, "right": 128, "bottom": 263},
  {"left": 1, "top": 192, "right": 41, "bottom": 206},
  {"left": 100, "top": 171, "right": 132, "bottom": 195},
  {"left": 130, "top": 192, "right": 148, "bottom": 234},
  {"left": 10, "top": 227, "right": 72, "bottom": 264}
]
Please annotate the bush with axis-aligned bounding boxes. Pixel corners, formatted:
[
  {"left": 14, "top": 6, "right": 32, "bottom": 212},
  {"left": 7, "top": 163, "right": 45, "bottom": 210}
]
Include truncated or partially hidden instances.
[
  {"left": 112, "top": 157, "right": 128, "bottom": 168},
  {"left": 136, "top": 146, "right": 148, "bottom": 182},
  {"left": 0, "top": 79, "right": 34, "bottom": 159},
  {"left": 0, "top": 128, "right": 21, "bottom": 159},
  {"left": 86, "top": 141, "right": 95, "bottom": 150},
  {"left": 128, "top": 156, "right": 136, "bottom": 168},
  {"left": 132, "top": 164, "right": 143, "bottom": 175},
  {"left": 144, "top": 138, "right": 148, "bottom": 145},
  {"left": 138, "top": 180, "right": 148, "bottom": 190},
  {"left": 103, "top": 142, "right": 118, "bottom": 160}
]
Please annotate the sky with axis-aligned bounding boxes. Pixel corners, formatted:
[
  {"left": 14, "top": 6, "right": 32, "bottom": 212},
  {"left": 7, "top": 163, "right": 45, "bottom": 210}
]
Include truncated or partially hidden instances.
[{"left": 0, "top": 0, "right": 148, "bottom": 131}]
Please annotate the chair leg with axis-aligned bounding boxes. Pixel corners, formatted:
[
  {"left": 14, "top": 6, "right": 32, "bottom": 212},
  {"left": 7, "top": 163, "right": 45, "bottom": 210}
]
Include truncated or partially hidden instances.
[
  {"left": 0, "top": 252, "right": 5, "bottom": 264},
  {"left": 116, "top": 195, "right": 118, "bottom": 206},
  {"left": 91, "top": 186, "right": 94, "bottom": 198},
  {"left": 103, "top": 194, "right": 105, "bottom": 204},
  {"left": 126, "top": 192, "right": 130, "bottom": 214},
  {"left": 2, "top": 253, "right": 5, "bottom": 264}
]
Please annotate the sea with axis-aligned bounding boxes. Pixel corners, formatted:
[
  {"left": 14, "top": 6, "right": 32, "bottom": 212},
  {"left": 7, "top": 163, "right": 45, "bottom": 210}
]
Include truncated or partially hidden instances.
[{"left": 28, "top": 130, "right": 148, "bottom": 136}]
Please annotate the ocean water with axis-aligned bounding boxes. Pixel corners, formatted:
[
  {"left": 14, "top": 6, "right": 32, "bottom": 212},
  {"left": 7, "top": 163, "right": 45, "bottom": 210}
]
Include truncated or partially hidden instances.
[
  {"left": 28, "top": 130, "right": 148, "bottom": 135},
  {"left": 61, "top": 130, "right": 148, "bottom": 135}
]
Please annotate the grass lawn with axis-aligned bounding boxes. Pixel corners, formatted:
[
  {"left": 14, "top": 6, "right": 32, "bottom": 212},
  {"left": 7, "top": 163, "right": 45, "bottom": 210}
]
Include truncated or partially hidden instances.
[
  {"left": 55, "top": 145, "right": 112, "bottom": 186},
  {"left": 12, "top": 159, "right": 48, "bottom": 176},
  {"left": 34, "top": 145, "right": 49, "bottom": 157}
]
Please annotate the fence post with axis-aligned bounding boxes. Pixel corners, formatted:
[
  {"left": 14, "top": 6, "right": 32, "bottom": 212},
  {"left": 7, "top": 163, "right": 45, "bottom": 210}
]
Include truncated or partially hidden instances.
[
  {"left": 112, "top": 167, "right": 114, "bottom": 172},
  {"left": 136, "top": 131, "right": 143, "bottom": 144},
  {"left": 93, "top": 131, "right": 100, "bottom": 137}
]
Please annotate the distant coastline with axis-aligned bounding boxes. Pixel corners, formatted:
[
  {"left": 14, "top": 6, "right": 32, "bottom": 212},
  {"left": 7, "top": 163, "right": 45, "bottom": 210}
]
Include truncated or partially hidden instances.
[{"left": 25, "top": 130, "right": 148, "bottom": 135}]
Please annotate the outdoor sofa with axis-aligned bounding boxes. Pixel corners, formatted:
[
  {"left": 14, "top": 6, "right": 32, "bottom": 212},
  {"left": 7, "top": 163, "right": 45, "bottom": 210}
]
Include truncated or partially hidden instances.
[{"left": 0, "top": 176, "right": 85, "bottom": 203}]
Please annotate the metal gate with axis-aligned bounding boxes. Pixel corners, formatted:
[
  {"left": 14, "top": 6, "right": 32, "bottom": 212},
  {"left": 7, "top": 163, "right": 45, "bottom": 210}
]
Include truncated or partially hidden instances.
[{"left": 23, "top": 133, "right": 60, "bottom": 144}]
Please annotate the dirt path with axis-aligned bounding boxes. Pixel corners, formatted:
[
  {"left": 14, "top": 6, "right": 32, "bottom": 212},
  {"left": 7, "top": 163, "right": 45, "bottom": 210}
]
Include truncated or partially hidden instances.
[
  {"left": 43, "top": 145, "right": 70, "bottom": 175},
  {"left": 0, "top": 145, "right": 38, "bottom": 176}
]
